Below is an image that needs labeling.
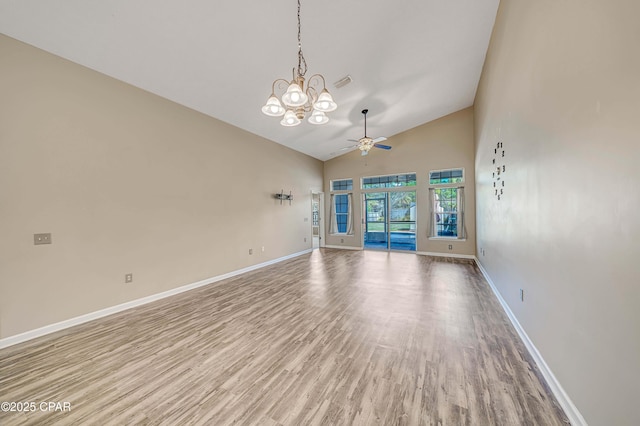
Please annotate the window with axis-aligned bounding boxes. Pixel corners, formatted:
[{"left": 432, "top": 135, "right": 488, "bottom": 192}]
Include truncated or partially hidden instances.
[
  {"left": 429, "top": 169, "right": 465, "bottom": 239},
  {"left": 331, "top": 179, "right": 353, "bottom": 191},
  {"left": 429, "top": 168, "right": 463, "bottom": 185},
  {"left": 329, "top": 179, "right": 353, "bottom": 235},
  {"left": 329, "top": 193, "right": 353, "bottom": 235},
  {"left": 362, "top": 173, "right": 416, "bottom": 189},
  {"left": 312, "top": 201, "right": 319, "bottom": 227},
  {"left": 334, "top": 194, "right": 349, "bottom": 233},
  {"left": 431, "top": 188, "right": 460, "bottom": 237}
]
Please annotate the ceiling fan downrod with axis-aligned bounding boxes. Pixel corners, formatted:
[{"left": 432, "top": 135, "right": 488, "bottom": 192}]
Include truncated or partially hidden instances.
[{"left": 362, "top": 109, "right": 369, "bottom": 137}]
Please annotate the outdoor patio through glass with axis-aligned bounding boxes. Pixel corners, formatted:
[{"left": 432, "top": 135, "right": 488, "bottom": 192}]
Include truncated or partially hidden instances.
[{"left": 363, "top": 191, "right": 416, "bottom": 251}]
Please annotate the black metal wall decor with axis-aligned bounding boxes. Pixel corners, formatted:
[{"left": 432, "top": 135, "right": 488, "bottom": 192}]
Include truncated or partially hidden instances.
[
  {"left": 274, "top": 190, "right": 293, "bottom": 205},
  {"left": 492, "top": 142, "right": 505, "bottom": 200}
]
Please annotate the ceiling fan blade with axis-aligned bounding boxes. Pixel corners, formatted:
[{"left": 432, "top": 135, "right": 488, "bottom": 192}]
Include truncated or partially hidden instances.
[
  {"left": 373, "top": 143, "right": 392, "bottom": 150},
  {"left": 372, "top": 136, "right": 387, "bottom": 143}
]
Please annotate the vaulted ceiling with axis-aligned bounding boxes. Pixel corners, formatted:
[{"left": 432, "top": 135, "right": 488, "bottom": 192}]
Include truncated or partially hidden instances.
[{"left": 0, "top": 0, "right": 499, "bottom": 160}]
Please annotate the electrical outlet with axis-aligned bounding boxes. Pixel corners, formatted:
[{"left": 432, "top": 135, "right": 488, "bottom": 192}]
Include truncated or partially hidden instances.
[
  {"left": 261, "top": 246, "right": 265, "bottom": 252},
  {"left": 125, "top": 273, "right": 133, "bottom": 283},
  {"left": 520, "top": 289, "right": 524, "bottom": 301},
  {"left": 341, "top": 238, "right": 344, "bottom": 243},
  {"left": 448, "top": 244, "right": 453, "bottom": 250},
  {"left": 304, "top": 237, "right": 307, "bottom": 242},
  {"left": 34, "top": 233, "right": 52, "bottom": 245},
  {"left": 249, "top": 248, "right": 253, "bottom": 255}
]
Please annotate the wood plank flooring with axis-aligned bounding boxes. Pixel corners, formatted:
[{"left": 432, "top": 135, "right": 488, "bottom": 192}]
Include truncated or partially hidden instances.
[{"left": 0, "top": 249, "right": 569, "bottom": 425}]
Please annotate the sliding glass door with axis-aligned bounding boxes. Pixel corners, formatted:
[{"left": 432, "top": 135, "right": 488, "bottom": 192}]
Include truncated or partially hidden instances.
[{"left": 363, "top": 191, "right": 416, "bottom": 251}]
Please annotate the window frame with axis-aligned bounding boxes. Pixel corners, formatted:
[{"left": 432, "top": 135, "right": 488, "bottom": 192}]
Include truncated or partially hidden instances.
[
  {"left": 430, "top": 187, "right": 460, "bottom": 239},
  {"left": 429, "top": 168, "right": 465, "bottom": 240},
  {"left": 329, "top": 178, "right": 354, "bottom": 236},
  {"left": 333, "top": 193, "right": 350, "bottom": 234}
]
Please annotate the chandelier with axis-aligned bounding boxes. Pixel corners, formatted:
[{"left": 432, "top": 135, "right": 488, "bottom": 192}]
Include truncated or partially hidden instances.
[{"left": 261, "top": 0, "right": 337, "bottom": 126}]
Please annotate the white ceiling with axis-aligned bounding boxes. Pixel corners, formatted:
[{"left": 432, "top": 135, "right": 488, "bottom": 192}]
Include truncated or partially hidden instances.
[{"left": 0, "top": 0, "right": 499, "bottom": 161}]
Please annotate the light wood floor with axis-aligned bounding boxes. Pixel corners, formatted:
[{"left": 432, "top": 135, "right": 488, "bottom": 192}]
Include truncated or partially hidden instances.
[{"left": 0, "top": 249, "right": 568, "bottom": 425}]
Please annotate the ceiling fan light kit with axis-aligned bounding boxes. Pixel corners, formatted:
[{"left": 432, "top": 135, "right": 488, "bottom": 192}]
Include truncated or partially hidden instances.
[
  {"left": 358, "top": 137, "right": 375, "bottom": 154},
  {"left": 261, "top": 0, "right": 337, "bottom": 127},
  {"left": 349, "top": 109, "right": 392, "bottom": 156}
]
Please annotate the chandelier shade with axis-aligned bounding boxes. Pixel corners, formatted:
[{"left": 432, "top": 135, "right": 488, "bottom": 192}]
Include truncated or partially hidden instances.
[
  {"left": 281, "top": 110, "right": 302, "bottom": 127},
  {"left": 282, "top": 80, "right": 309, "bottom": 107},
  {"left": 261, "top": 0, "right": 337, "bottom": 127},
  {"left": 313, "top": 89, "right": 337, "bottom": 112},
  {"left": 308, "top": 110, "right": 329, "bottom": 125},
  {"left": 261, "top": 94, "right": 286, "bottom": 117}
]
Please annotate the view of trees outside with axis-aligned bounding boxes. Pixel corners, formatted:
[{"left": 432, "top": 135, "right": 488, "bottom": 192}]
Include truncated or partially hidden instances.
[
  {"left": 434, "top": 188, "right": 458, "bottom": 236},
  {"left": 365, "top": 191, "right": 416, "bottom": 232}
]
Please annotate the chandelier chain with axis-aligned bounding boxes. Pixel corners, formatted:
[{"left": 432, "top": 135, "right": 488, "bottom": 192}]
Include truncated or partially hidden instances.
[{"left": 296, "top": 0, "right": 307, "bottom": 77}]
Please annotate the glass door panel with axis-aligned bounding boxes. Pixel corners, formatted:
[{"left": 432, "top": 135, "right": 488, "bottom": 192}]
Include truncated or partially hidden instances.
[
  {"left": 389, "top": 191, "right": 416, "bottom": 251},
  {"left": 363, "top": 193, "right": 388, "bottom": 250}
]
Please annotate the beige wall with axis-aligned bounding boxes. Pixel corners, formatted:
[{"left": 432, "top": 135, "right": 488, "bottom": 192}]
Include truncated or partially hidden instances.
[
  {"left": 474, "top": 0, "right": 640, "bottom": 424},
  {"left": 0, "top": 35, "right": 323, "bottom": 339},
  {"left": 324, "top": 108, "right": 475, "bottom": 256}
]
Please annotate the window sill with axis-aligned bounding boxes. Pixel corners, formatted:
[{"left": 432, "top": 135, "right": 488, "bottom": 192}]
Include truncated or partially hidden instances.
[{"left": 429, "top": 237, "right": 467, "bottom": 241}]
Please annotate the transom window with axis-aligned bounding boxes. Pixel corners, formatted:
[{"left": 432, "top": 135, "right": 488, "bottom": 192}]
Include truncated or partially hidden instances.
[
  {"left": 429, "top": 169, "right": 464, "bottom": 185},
  {"left": 331, "top": 179, "right": 353, "bottom": 191},
  {"left": 362, "top": 173, "right": 416, "bottom": 189}
]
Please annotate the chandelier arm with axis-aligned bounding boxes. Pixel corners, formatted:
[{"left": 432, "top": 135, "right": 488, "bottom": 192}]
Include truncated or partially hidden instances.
[
  {"left": 307, "top": 74, "right": 327, "bottom": 90},
  {"left": 272, "top": 78, "right": 291, "bottom": 95},
  {"left": 306, "top": 86, "right": 319, "bottom": 105}
]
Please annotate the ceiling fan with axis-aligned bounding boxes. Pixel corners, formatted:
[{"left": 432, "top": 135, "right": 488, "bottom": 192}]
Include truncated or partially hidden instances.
[{"left": 347, "top": 109, "right": 392, "bottom": 156}]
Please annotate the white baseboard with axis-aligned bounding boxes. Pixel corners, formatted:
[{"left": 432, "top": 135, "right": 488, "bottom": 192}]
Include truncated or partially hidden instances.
[
  {"left": 324, "top": 245, "right": 363, "bottom": 251},
  {"left": 0, "top": 249, "right": 312, "bottom": 350},
  {"left": 474, "top": 257, "right": 587, "bottom": 426},
  {"left": 417, "top": 251, "right": 476, "bottom": 259}
]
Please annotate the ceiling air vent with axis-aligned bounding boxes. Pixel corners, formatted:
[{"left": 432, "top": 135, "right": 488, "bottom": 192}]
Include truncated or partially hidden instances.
[{"left": 333, "top": 75, "right": 353, "bottom": 89}]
